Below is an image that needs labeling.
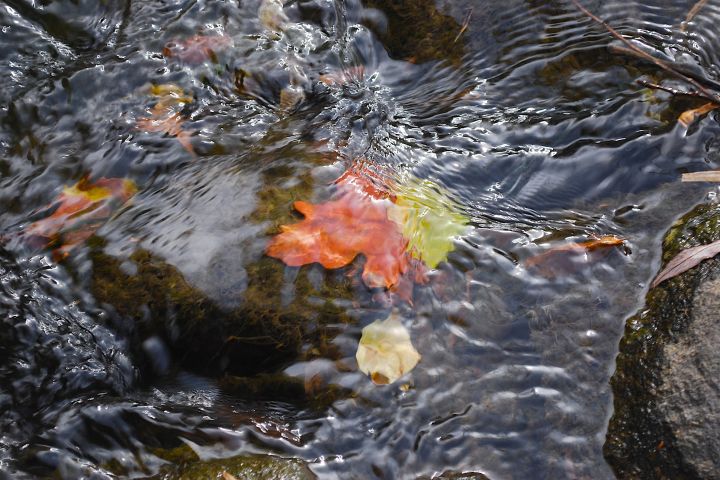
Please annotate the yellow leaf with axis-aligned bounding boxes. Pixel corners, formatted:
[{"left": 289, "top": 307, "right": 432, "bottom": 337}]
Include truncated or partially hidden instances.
[{"left": 356, "top": 313, "right": 421, "bottom": 385}]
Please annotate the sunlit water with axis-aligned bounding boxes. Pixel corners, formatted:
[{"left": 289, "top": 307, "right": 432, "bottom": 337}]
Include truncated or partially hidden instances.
[{"left": 2, "top": 0, "right": 720, "bottom": 478}]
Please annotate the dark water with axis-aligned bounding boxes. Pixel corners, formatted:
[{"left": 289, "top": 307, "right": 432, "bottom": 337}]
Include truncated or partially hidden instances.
[{"left": 1, "top": 0, "right": 720, "bottom": 478}]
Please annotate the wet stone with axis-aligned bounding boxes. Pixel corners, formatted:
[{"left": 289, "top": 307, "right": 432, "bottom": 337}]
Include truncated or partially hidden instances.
[{"left": 605, "top": 203, "right": 720, "bottom": 479}]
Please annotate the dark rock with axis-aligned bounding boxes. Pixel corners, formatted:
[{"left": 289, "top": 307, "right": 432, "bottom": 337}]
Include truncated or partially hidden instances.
[{"left": 605, "top": 203, "right": 720, "bottom": 479}]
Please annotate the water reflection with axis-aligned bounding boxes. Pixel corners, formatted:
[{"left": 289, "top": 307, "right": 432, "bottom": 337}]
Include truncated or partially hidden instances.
[{"left": 1, "top": 0, "right": 720, "bottom": 478}]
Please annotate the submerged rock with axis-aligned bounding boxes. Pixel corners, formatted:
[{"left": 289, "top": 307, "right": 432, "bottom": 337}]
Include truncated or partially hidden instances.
[
  {"left": 149, "top": 445, "right": 315, "bottom": 480},
  {"left": 605, "top": 203, "right": 720, "bottom": 479}
]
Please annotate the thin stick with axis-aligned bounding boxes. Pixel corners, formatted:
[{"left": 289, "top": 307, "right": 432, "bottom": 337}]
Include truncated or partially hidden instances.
[
  {"left": 610, "top": 45, "right": 720, "bottom": 92},
  {"left": 636, "top": 79, "right": 708, "bottom": 100},
  {"left": 571, "top": 0, "right": 720, "bottom": 105},
  {"left": 453, "top": 8, "right": 473, "bottom": 44},
  {"left": 686, "top": 0, "right": 709, "bottom": 24}
]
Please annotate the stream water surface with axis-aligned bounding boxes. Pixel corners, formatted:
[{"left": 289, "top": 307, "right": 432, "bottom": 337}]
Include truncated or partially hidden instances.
[{"left": 2, "top": 0, "right": 720, "bottom": 478}]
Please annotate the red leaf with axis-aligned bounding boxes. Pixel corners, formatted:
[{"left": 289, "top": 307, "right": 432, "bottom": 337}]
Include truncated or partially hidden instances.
[
  {"left": 24, "top": 177, "right": 137, "bottom": 258},
  {"left": 651, "top": 239, "right": 720, "bottom": 288},
  {"left": 266, "top": 172, "right": 410, "bottom": 289}
]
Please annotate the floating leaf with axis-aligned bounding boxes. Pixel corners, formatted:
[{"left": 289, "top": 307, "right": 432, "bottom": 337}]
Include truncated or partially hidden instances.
[
  {"left": 266, "top": 178, "right": 410, "bottom": 289},
  {"left": 162, "top": 34, "right": 232, "bottom": 63},
  {"left": 24, "top": 177, "right": 137, "bottom": 258},
  {"left": 678, "top": 102, "right": 717, "bottom": 127},
  {"left": 356, "top": 312, "right": 421, "bottom": 385},
  {"left": 388, "top": 178, "right": 468, "bottom": 268},
  {"left": 682, "top": 171, "right": 720, "bottom": 182},
  {"left": 651, "top": 239, "right": 720, "bottom": 288}
]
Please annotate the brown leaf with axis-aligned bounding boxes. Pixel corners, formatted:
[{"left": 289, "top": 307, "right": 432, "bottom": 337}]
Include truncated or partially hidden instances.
[
  {"left": 651, "top": 239, "right": 720, "bottom": 288},
  {"left": 136, "top": 113, "right": 194, "bottom": 153},
  {"left": 222, "top": 472, "right": 238, "bottom": 480},
  {"left": 525, "top": 235, "right": 625, "bottom": 278},
  {"left": 681, "top": 171, "right": 720, "bottom": 182},
  {"left": 678, "top": 102, "right": 717, "bottom": 127}
]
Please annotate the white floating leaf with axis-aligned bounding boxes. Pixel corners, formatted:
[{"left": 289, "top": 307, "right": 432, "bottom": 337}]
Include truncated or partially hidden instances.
[{"left": 356, "top": 313, "right": 421, "bottom": 385}]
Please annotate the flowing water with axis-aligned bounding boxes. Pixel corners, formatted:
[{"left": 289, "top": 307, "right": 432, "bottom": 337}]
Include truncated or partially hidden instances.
[{"left": 1, "top": 0, "right": 720, "bottom": 478}]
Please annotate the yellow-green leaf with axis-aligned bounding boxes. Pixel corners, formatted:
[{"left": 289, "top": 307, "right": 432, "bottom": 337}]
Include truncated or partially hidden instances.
[{"left": 388, "top": 178, "right": 468, "bottom": 268}]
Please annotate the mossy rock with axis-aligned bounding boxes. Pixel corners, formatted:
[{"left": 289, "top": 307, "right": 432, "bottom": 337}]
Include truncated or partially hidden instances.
[
  {"left": 150, "top": 446, "right": 314, "bottom": 480},
  {"left": 605, "top": 202, "right": 720, "bottom": 479},
  {"left": 90, "top": 241, "right": 355, "bottom": 377},
  {"left": 362, "top": 0, "right": 465, "bottom": 65}
]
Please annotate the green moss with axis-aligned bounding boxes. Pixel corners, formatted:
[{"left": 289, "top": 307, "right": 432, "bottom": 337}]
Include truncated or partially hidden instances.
[
  {"left": 151, "top": 452, "right": 314, "bottom": 480},
  {"left": 362, "top": 0, "right": 466, "bottom": 65},
  {"left": 604, "top": 203, "right": 720, "bottom": 479}
]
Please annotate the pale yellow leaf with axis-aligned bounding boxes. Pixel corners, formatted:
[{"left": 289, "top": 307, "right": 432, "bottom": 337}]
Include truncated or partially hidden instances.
[{"left": 356, "top": 313, "right": 421, "bottom": 385}]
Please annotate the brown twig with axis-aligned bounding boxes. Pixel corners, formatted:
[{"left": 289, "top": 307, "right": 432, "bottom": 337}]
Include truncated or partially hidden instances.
[
  {"left": 636, "top": 79, "right": 708, "bottom": 99},
  {"left": 609, "top": 45, "right": 720, "bottom": 92},
  {"left": 685, "top": 0, "right": 709, "bottom": 25},
  {"left": 571, "top": 0, "right": 720, "bottom": 105},
  {"left": 453, "top": 8, "right": 473, "bottom": 44}
]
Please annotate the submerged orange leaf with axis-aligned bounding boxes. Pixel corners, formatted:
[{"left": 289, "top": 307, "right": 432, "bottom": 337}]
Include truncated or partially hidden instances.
[
  {"left": 25, "top": 177, "right": 137, "bottom": 258},
  {"left": 266, "top": 179, "right": 410, "bottom": 289}
]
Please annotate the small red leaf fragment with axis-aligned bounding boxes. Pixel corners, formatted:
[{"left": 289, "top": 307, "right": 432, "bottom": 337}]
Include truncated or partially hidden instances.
[
  {"left": 163, "top": 35, "right": 232, "bottom": 64},
  {"left": 651, "top": 239, "right": 720, "bottom": 288}
]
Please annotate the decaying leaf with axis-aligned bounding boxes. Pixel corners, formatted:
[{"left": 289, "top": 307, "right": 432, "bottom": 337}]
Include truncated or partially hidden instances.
[
  {"left": 24, "top": 177, "right": 137, "bottom": 258},
  {"left": 162, "top": 34, "right": 232, "bottom": 63},
  {"left": 222, "top": 472, "right": 238, "bottom": 480},
  {"left": 681, "top": 171, "right": 720, "bottom": 182},
  {"left": 137, "top": 84, "right": 194, "bottom": 153},
  {"left": 525, "top": 235, "right": 625, "bottom": 277},
  {"left": 356, "top": 312, "right": 421, "bottom": 385},
  {"left": 258, "top": 0, "right": 289, "bottom": 32},
  {"left": 266, "top": 179, "right": 410, "bottom": 289},
  {"left": 678, "top": 102, "right": 717, "bottom": 127},
  {"left": 651, "top": 239, "right": 720, "bottom": 288},
  {"left": 388, "top": 178, "right": 468, "bottom": 268}
]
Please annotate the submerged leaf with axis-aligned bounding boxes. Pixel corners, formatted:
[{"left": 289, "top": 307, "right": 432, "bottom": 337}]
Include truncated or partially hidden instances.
[
  {"left": 678, "top": 102, "right": 717, "bottom": 127},
  {"left": 266, "top": 176, "right": 410, "bottom": 289},
  {"left": 162, "top": 34, "right": 233, "bottom": 63},
  {"left": 137, "top": 84, "right": 194, "bottom": 153},
  {"left": 651, "top": 239, "right": 720, "bottom": 288},
  {"left": 388, "top": 178, "right": 468, "bottom": 268},
  {"left": 25, "top": 177, "right": 137, "bottom": 258},
  {"left": 356, "top": 313, "right": 421, "bottom": 385},
  {"left": 524, "top": 235, "right": 625, "bottom": 277}
]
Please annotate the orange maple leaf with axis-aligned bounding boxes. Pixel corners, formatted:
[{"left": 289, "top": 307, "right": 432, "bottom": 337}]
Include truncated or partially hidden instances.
[
  {"left": 24, "top": 177, "right": 137, "bottom": 259},
  {"left": 266, "top": 179, "right": 410, "bottom": 289}
]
